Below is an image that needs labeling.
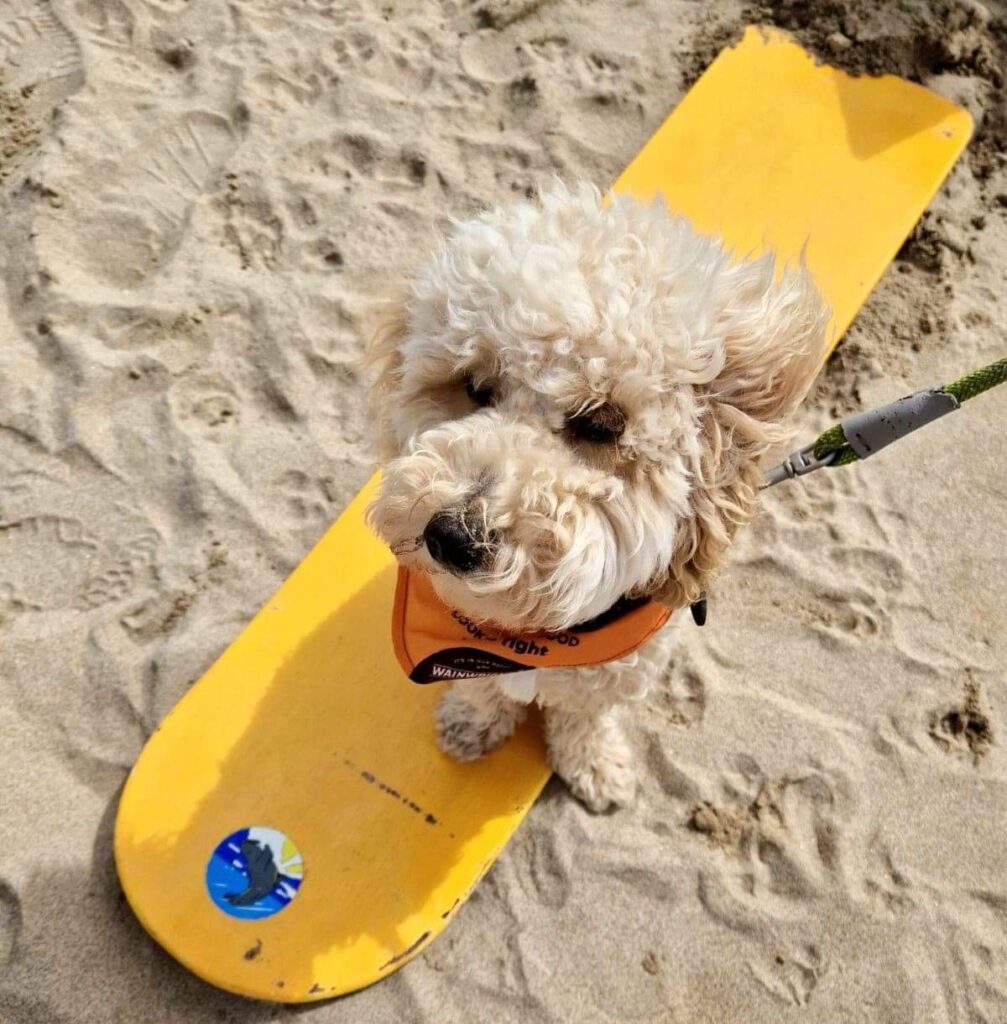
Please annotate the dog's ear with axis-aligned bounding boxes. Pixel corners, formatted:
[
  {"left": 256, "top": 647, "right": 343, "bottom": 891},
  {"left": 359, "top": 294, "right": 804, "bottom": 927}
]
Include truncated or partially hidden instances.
[
  {"left": 705, "top": 258, "right": 829, "bottom": 428},
  {"left": 651, "top": 262, "right": 829, "bottom": 609},
  {"left": 363, "top": 297, "right": 411, "bottom": 460}
]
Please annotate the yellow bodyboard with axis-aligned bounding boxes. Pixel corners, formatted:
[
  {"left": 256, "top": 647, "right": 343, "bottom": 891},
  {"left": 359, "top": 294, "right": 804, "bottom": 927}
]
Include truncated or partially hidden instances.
[{"left": 114, "top": 27, "right": 971, "bottom": 1002}]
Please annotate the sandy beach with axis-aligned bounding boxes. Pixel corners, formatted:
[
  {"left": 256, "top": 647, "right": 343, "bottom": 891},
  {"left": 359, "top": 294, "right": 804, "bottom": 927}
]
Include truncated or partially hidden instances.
[{"left": 1, "top": 0, "right": 1005, "bottom": 1020}]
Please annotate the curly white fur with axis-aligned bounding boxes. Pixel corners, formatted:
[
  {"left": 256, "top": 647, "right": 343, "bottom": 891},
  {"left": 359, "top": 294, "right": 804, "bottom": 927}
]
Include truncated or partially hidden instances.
[{"left": 368, "top": 183, "right": 828, "bottom": 811}]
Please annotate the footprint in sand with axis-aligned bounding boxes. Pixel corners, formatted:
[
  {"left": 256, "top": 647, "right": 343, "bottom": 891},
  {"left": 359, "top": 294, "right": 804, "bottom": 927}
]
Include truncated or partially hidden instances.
[
  {"left": 0, "top": 515, "right": 158, "bottom": 612},
  {"left": 0, "top": 0, "right": 84, "bottom": 183},
  {"left": 0, "top": 0, "right": 83, "bottom": 110},
  {"left": 168, "top": 371, "right": 241, "bottom": 439},
  {"left": 927, "top": 677, "right": 994, "bottom": 765},
  {"left": 749, "top": 943, "right": 825, "bottom": 1007},
  {"left": 70, "top": 0, "right": 134, "bottom": 51},
  {"left": 77, "top": 529, "right": 159, "bottom": 609},
  {"left": 45, "top": 110, "right": 240, "bottom": 287},
  {"left": 0, "top": 516, "right": 101, "bottom": 611},
  {"left": 273, "top": 469, "right": 336, "bottom": 526},
  {"left": 686, "top": 765, "right": 852, "bottom": 904},
  {"left": 654, "top": 653, "right": 707, "bottom": 728}
]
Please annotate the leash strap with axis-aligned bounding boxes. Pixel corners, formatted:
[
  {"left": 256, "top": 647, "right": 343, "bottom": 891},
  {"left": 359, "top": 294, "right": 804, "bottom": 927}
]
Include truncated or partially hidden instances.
[{"left": 764, "top": 356, "right": 1007, "bottom": 487}]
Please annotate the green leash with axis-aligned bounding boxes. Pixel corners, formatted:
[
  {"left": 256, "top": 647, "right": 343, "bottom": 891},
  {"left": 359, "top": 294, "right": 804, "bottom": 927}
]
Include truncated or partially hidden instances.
[{"left": 764, "top": 356, "right": 1007, "bottom": 485}]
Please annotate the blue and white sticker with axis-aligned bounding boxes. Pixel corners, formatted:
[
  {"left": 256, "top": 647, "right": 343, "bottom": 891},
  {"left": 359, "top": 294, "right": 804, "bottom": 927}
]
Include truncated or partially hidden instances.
[{"left": 205, "top": 826, "right": 304, "bottom": 920}]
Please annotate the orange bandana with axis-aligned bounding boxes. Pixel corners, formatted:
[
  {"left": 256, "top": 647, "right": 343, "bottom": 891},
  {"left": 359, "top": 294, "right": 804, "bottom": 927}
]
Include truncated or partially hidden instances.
[{"left": 392, "top": 567, "right": 673, "bottom": 683}]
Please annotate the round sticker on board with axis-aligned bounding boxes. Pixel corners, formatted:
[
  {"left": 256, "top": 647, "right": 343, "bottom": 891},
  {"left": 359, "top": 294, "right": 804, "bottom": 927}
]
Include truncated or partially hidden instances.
[{"left": 205, "top": 826, "right": 304, "bottom": 920}]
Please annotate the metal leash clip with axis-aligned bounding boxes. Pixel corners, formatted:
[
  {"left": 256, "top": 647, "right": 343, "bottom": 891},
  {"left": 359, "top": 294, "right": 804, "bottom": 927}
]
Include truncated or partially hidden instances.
[{"left": 762, "top": 442, "right": 838, "bottom": 488}]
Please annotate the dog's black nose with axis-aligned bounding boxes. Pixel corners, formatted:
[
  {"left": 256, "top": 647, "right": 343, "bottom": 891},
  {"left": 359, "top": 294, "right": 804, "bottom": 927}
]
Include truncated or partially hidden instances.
[{"left": 423, "top": 511, "right": 489, "bottom": 573}]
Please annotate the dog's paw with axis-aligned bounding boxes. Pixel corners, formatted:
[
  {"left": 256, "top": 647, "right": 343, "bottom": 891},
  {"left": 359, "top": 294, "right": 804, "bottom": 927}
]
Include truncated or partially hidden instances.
[
  {"left": 561, "top": 741, "right": 637, "bottom": 813},
  {"left": 435, "top": 687, "right": 521, "bottom": 762},
  {"left": 546, "top": 712, "right": 637, "bottom": 812}
]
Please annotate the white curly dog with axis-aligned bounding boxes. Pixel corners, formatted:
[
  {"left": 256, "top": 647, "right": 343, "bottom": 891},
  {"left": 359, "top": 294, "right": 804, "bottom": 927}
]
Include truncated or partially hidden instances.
[{"left": 368, "top": 184, "right": 827, "bottom": 811}]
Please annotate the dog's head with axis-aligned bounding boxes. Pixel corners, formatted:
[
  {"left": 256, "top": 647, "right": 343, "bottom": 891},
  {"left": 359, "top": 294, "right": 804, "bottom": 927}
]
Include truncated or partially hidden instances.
[{"left": 367, "top": 184, "right": 828, "bottom": 632}]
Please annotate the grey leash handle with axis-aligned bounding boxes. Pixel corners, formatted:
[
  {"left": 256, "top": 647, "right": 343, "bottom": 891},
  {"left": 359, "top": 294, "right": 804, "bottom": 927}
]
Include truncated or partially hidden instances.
[{"left": 842, "top": 388, "right": 960, "bottom": 458}]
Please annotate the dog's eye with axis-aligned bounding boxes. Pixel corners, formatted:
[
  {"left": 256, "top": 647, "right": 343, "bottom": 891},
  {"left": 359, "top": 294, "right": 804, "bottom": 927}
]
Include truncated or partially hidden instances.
[
  {"left": 567, "top": 403, "right": 626, "bottom": 444},
  {"left": 464, "top": 376, "right": 496, "bottom": 408}
]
